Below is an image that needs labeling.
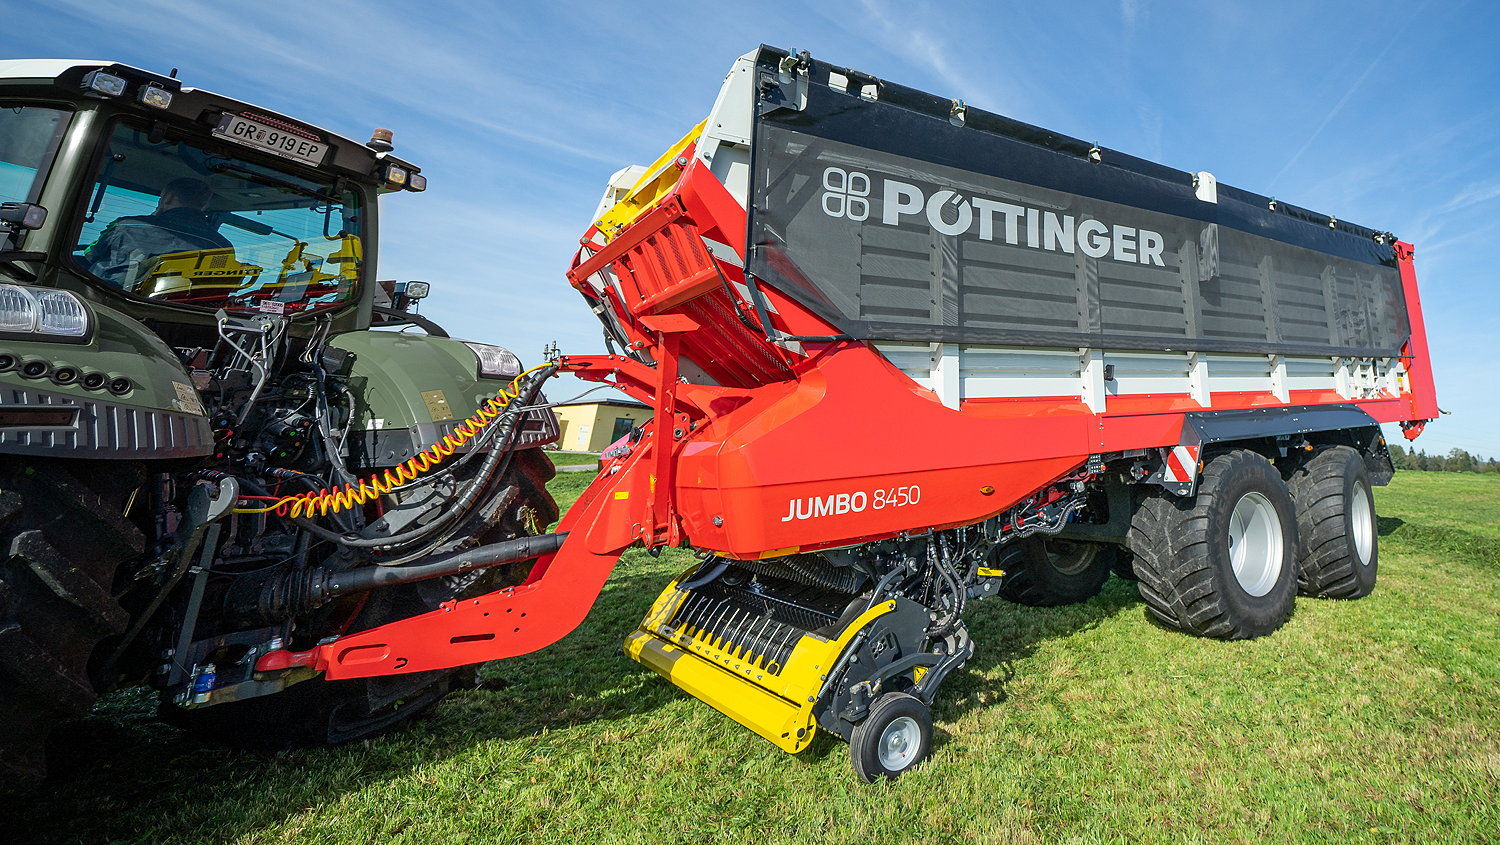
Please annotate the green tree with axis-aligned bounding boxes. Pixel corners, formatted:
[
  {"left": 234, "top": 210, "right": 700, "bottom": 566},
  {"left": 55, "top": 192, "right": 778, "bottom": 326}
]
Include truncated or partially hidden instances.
[{"left": 1445, "top": 448, "right": 1477, "bottom": 473}]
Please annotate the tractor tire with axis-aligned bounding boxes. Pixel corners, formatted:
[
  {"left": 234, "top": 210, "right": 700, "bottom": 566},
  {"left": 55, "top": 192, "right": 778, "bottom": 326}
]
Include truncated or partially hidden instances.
[
  {"left": 1289, "top": 446, "right": 1378, "bottom": 599},
  {"left": 994, "top": 537, "right": 1111, "bottom": 607},
  {"left": 0, "top": 459, "right": 145, "bottom": 785},
  {"left": 1128, "top": 449, "right": 1297, "bottom": 639},
  {"left": 162, "top": 450, "right": 558, "bottom": 749}
]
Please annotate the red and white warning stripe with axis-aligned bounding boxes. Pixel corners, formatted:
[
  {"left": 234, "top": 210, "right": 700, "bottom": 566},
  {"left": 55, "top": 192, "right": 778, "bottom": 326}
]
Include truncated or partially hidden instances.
[{"left": 1163, "top": 444, "right": 1201, "bottom": 484}]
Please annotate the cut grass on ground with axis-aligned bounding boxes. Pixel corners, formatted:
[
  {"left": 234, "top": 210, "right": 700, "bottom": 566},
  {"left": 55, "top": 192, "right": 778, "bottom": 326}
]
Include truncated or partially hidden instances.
[{"left": 7, "top": 472, "right": 1498, "bottom": 844}]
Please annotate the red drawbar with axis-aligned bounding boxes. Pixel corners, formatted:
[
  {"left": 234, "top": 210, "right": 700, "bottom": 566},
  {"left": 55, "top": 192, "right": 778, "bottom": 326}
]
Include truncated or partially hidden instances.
[{"left": 260, "top": 439, "right": 659, "bottom": 679}]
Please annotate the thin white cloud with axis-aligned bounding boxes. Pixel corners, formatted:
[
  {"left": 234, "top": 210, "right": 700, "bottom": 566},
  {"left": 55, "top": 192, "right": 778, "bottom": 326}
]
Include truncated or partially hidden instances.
[
  {"left": 1268, "top": 37, "right": 1399, "bottom": 191},
  {"left": 1435, "top": 180, "right": 1500, "bottom": 215}
]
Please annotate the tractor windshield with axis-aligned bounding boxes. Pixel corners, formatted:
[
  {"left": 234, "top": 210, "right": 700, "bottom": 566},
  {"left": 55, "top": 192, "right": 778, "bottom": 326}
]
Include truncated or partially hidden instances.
[
  {"left": 73, "top": 118, "right": 363, "bottom": 315},
  {"left": 0, "top": 104, "right": 69, "bottom": 204}
]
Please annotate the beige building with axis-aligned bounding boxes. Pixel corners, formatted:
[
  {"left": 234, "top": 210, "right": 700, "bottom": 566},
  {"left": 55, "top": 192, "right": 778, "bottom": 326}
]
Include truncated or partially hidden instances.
[{"left": 552, "top": 398, "right": 653, "bottom": 452}]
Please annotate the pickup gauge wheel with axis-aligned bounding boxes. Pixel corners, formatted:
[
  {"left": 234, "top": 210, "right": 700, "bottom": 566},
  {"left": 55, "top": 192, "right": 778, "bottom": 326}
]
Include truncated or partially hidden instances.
[
  {"left": 1289, "top": 446, "right": 1378, "bottom": 599},
  {"left": 995, "top": 537, "right": 1112, "bottom": 606},
  {"left": 850, "top": 692, "right": 932, "bottom": 782},
  {"left": 1129, "top": 449, "right": 1298, "bottom": 639}
]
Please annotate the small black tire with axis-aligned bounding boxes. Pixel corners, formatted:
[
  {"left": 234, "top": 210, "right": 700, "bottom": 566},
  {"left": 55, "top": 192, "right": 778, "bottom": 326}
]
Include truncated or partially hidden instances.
[
  {"left": 849, "top": 692, "right": 932, "bottom": 782},
  {"left": 1129, "top": 449, "right": 1297, "bottom": 639},
  {"left": 994, "top": 537, "right": 1111, "bottom": 606},
  {"left": 1289, "top": 446, "right": 1378, "bottom": 599}
]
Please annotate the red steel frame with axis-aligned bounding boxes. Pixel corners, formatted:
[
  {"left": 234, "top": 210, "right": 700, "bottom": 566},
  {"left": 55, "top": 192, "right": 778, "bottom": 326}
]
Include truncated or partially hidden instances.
[{"left": 258, "top": 157, "right": 1438, "bottom": 682}]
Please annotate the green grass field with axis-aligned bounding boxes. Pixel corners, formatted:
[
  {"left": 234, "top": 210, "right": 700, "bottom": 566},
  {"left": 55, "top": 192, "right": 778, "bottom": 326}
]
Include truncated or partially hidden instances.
[
  {"left": 544, "top": 451, "right": 600, "bottom": 467},
  {"left": 9, "top": 472, "right": 1498, "bottom": 844}
]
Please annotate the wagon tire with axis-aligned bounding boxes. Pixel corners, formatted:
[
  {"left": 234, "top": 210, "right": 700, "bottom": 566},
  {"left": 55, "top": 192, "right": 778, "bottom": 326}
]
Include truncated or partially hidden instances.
[
  {"left": 995, "top": 537, "right": 1111, "bottom": 607},
  {"left": 1109, "top": 546, "right": 1139, "bottom": 581},
  {"left": 1128, "top": 449, "right": 1297, "bottom": 639},
  {"left": 1289, "top": 446, "right": 1378, "bottom": 599}
]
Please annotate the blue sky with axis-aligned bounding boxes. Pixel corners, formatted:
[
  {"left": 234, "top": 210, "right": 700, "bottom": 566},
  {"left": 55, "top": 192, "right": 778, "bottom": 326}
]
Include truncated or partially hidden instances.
[{"left": 4, "top": 0, "right": 1497, "bottom": 457}]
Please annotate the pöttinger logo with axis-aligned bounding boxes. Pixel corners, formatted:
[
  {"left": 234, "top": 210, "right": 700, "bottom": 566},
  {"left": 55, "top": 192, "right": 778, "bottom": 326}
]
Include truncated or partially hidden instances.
[{"left": 821, "top": 167, "right": 870, "bottom": 221}]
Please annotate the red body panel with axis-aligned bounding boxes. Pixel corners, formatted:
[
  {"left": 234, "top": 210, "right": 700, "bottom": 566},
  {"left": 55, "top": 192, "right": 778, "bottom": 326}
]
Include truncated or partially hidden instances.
[{"left": 1394, "top": 241, "right": 1440, "bottom": 423}]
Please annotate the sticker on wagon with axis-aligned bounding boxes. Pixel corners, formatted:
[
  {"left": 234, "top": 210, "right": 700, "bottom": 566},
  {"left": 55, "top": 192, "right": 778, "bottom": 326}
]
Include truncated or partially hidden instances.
[{"left": 213, "top": 114, "right": 328, "bottom": 167}]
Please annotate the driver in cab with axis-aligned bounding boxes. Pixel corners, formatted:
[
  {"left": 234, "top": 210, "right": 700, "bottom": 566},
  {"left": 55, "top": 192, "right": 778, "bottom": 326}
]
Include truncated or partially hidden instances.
[{"left": 85, "top": 177, "right": 233, "bottom": 287}]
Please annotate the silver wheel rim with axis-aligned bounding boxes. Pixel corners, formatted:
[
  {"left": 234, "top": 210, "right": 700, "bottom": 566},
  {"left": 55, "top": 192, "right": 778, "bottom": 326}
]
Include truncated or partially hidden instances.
[
  {"left": 1044, "top": 541, "right": 1097, "bottom": 576},
  {"left": 1227, "top": 491, "right": 1283, "bottom": 597},
  {"left": 1350, "top": 481, "right": 1374, "bottom": 565},
  {"left": 877, "top": 715, "right": 922, "bottom": 771}
]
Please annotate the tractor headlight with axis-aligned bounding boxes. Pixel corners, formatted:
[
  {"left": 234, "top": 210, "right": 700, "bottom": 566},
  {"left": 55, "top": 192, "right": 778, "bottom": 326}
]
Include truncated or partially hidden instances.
[
  {"left": 0, "top": 284, "right": 92, "bottom": 339},
  {"left": 462, "top": 342, "right": 522, "bottom": 379}
]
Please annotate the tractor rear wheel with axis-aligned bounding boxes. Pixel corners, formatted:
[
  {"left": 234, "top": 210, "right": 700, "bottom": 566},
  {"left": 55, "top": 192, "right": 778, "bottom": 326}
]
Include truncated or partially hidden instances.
[
  {"left": 162, "top": 450, "right": 558, "bottom": 748},
  {"left": 1129, "top": 449, "right": 1297, "bottom": 639},
  {"left": 994, "top": 537, "right": 1112, "bottom": 607},
  {"left": 0, "top": 458, "right": 145, "bottom": 786}
]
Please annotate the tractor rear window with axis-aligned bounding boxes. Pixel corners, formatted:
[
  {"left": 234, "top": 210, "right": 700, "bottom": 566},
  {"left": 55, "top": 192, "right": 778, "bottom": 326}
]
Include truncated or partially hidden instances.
[{"left": 72, "top": 120, "right": 363, "bottom": 315}]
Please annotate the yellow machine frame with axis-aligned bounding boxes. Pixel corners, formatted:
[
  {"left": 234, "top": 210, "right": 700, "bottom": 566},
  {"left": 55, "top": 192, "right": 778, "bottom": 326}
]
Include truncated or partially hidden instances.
[{"left": 625, "top": 567, "right": 897, "bottom": 753}]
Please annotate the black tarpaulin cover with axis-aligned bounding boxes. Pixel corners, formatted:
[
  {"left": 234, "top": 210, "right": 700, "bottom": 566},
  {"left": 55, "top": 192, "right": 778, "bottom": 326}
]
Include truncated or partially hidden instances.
[{"left": 744, "top": 48, "right": 1408, "bottom": 358}]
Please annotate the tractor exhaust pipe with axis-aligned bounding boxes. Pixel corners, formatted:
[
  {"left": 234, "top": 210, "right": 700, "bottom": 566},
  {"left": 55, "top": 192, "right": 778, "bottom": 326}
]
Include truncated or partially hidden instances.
[{"left": 229, "top": 532, "right": 568, "bottom": 625}]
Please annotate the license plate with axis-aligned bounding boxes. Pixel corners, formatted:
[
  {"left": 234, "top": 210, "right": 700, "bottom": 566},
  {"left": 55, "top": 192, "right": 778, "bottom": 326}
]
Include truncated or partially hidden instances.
[{"left": 213, "top": 114, "right": 328, "bottom": 167}]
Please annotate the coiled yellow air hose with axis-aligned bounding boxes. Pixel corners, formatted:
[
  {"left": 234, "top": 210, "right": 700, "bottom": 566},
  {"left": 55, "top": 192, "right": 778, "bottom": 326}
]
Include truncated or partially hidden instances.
[{"left": 232, "top": 364, "right": 552, "bottom": 519}]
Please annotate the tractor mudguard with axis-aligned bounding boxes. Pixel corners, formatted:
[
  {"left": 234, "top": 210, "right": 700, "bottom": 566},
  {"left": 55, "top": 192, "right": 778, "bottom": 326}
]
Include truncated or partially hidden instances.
[
  {"left": 0, "top": 301, "right": 212, "bottom": 458},
  {"left": 328, "top": 331, "right": 557, "bottom": 466}
]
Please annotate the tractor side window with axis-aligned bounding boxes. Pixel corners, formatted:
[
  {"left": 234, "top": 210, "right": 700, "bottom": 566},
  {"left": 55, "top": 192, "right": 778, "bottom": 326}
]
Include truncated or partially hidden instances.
[
  {"left": 0, "top": 104, "right": 69, "bottom": 204},
  {"left": 73, "top": 120, "right": 363, "bottom": 315}
]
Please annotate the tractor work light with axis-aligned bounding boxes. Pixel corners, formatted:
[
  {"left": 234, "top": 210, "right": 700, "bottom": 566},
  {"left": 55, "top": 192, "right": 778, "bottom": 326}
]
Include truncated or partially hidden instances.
[
  {"left": 0, "top": 285, "right": 91, "bottom": 338},
  {"left": 383, "top": 164, "right": 409, "bottom": 187},
  {"left": 462, "top": 342, "right": 522, "bottom": 379},
  {"left": 139, "top": 84, "right": 173, "bottom": 109},
  {"left": 81, "top": 70, "right": 127, "bottom": 97},
  {"left": 408, "top": 173, "right": 427, "bottom": 192}
]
